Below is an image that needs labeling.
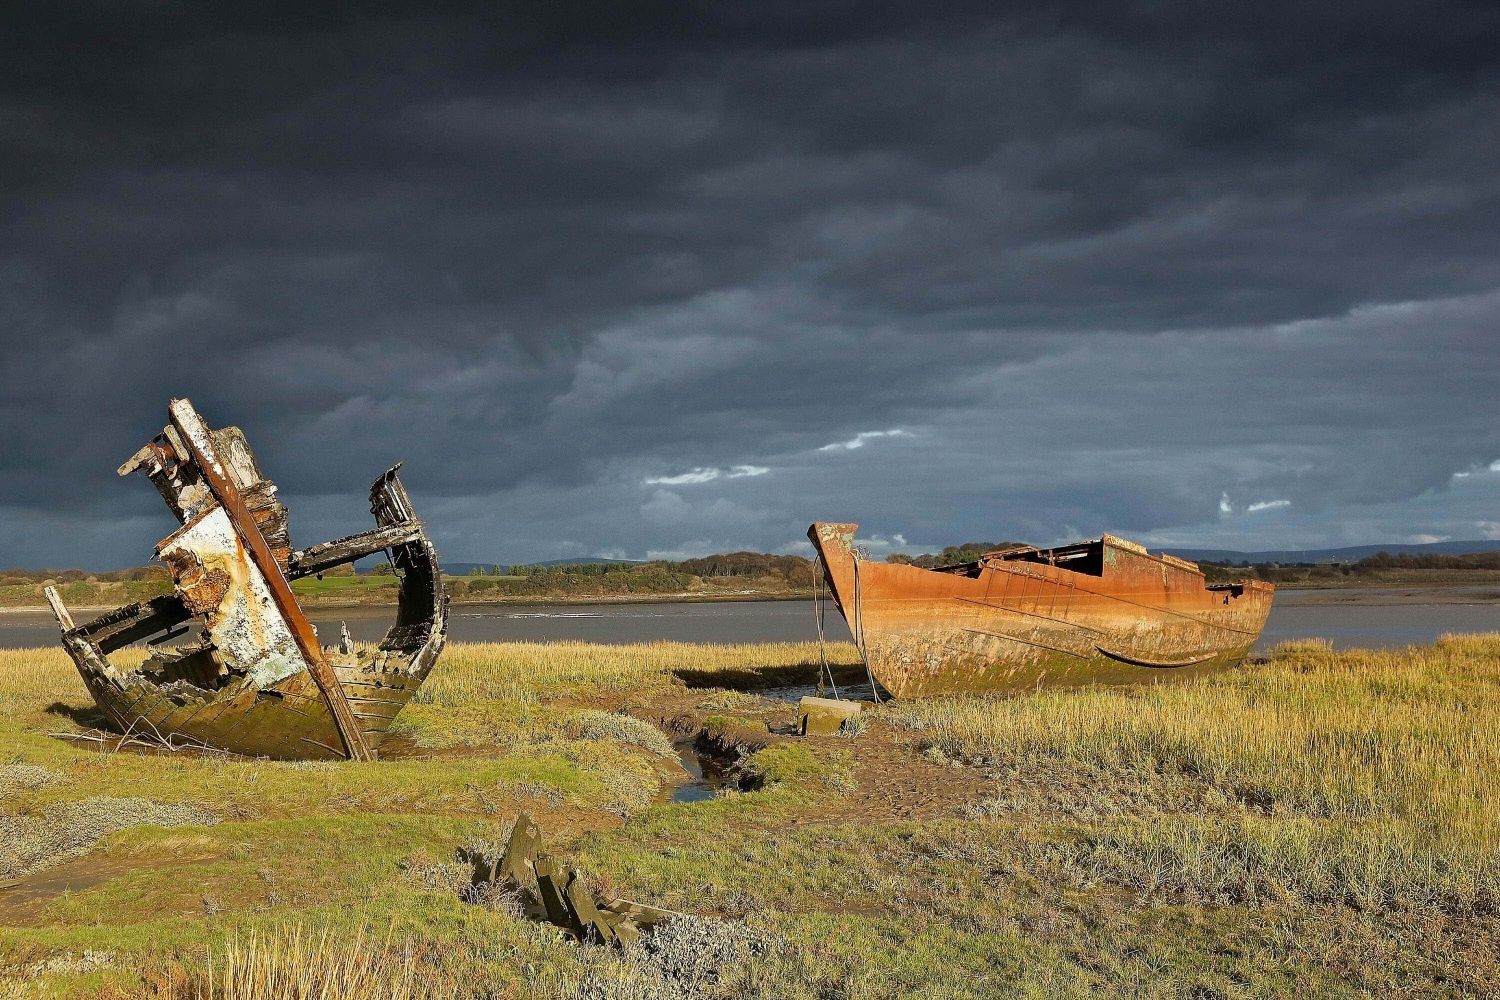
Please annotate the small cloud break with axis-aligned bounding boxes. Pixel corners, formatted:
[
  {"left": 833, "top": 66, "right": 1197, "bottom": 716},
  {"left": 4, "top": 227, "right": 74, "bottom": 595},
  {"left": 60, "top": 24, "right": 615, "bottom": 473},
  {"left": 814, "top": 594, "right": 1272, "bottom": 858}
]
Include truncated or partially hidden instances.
[
  {"left": 643, "top": 465, "right": 770, "bottom": 486},
  {"left": 818, "top": 429, "right": 913, "bottom": 452}
]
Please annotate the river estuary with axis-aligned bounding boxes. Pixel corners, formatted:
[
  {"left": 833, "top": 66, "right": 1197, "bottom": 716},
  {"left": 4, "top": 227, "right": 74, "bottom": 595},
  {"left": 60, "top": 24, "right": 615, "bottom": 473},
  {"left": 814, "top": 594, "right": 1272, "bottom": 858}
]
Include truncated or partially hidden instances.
[{"left": 2, "top": 588, "right": 1497, "bottom": 651}]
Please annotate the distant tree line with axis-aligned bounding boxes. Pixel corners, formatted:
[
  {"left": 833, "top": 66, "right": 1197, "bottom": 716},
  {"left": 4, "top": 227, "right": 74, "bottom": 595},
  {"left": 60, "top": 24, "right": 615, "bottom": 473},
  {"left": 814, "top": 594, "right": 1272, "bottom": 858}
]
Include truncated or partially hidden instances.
[
  {"left": 887, "top": 542, "right": 1023, "bottom": 568},
  {"left": 672, "top": 552, "right": 817, "bottom": 584},
  {"left": 16, "top": 544, "right": 1500, "bottom": 596},
  {"left": 504, "top": 552, "right": 818, "bottom": 586},
  {"left": 509, "top": 561, "right": 638, "bottom": 577},
  {"left": 1199, "top": 548, "right": 1500, "bottom": 584},
  {"left": 0, "top": 565, "right": 170, "bottom": 586},
  {"left": 1353, "top": 551, "right": 1500, "bottom": 570}
]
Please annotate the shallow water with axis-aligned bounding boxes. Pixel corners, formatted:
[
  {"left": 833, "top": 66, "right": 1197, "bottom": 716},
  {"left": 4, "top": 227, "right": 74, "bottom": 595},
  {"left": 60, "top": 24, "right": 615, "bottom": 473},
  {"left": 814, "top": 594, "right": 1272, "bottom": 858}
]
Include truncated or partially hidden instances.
[
  {"left": 1257, "top": 599, "right": 1500, "bottom": 650},
  {"left": 2, "top": 591, "right": 1496, "bottom": 652},
  {"left": 669, "top": 742, "right": 728, "bottom": 804}
]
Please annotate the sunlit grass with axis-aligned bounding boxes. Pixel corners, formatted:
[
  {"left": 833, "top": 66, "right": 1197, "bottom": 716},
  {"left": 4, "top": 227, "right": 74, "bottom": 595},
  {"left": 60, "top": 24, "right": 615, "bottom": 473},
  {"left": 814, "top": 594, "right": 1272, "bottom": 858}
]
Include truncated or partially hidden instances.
[
  {"left": 890, "top": 633, "right": 1500, "bottom": 911},
  {"left": 415, "top": 640, "right": 862, "bottom": 705},
  {"left": 5, "top": 636, "right": 1500, "bottom": 996},
  {"left": 0, "top": 646, "right": 134, "bottom": 713},
  {"left": 152, "top": 924, "right": 446, "bottom": 1000}
]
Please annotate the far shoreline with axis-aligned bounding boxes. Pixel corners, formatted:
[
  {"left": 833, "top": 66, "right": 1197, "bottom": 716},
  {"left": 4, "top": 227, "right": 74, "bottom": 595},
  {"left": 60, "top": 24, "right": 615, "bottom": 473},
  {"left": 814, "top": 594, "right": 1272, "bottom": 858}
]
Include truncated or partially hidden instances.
[
  {"left": 0, "top": 589, "right": 818, "bottom": 616},
  {"left": 6, "top": 581, "right": 1500, "bottom": 617}
]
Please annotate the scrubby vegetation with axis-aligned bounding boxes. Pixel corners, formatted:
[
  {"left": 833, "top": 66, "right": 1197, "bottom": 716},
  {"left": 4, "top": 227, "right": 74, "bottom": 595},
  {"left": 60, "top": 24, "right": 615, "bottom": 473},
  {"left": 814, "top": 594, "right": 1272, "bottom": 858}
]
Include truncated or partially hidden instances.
[
  {"left": 887, "top": 542, "right": 1022, "bottom": 568},
  {"left": 1356, "top": 551, "right": 1500, "bottom": 570},
  {"left": 3, "top": 636, "right": 1500, "bottom": 997},
  {"left": 0, "top": 572, "right": 174, "bottom": 611},
  {"left": 451, "top": 553, "right": 816, "bottom": 604}
]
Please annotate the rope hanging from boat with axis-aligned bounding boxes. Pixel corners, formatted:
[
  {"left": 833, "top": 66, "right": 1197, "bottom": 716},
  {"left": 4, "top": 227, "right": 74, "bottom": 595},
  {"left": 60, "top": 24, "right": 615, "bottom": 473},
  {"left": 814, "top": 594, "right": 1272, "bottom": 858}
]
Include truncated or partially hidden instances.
[
  {"left": 851, "top": 548, "right": 881, "bottom": 703},
  {"left": 812, "top": 567, "right": 841, "bottom": 700}
]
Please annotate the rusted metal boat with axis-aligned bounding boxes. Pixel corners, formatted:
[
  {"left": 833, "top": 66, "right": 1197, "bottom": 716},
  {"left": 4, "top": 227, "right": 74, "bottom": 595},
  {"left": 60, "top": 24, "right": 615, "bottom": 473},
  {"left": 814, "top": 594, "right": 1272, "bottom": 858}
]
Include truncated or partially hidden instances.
[
  {"left": 809, "top": 522, "right": 1273, "bottom": 698},
  {"left": 44, "top": 398, "right": 447, "bottom": 760}
]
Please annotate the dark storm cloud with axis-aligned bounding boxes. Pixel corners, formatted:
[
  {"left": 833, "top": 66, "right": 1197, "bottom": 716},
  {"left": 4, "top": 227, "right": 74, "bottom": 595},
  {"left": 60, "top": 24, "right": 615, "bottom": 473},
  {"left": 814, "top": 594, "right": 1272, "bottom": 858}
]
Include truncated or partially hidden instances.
[{"left": 2, "top": 2, "right": 1499, "bottom": 567}]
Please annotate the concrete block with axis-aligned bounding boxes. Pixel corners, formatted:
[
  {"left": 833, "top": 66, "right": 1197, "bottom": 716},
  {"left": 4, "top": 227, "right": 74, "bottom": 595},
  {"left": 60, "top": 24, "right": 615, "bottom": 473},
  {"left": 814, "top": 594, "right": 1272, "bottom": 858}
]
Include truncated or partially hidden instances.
[{"left": 799, "top": 696, "right": 862, "bottom": 736}]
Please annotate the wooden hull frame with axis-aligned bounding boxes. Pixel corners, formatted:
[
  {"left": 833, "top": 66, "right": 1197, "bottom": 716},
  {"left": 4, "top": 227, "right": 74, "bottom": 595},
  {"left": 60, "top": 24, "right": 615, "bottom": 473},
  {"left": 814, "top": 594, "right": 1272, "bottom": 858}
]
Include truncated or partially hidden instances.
[{"left": 47, "top": 403, "right": 447, "bottom": 760}]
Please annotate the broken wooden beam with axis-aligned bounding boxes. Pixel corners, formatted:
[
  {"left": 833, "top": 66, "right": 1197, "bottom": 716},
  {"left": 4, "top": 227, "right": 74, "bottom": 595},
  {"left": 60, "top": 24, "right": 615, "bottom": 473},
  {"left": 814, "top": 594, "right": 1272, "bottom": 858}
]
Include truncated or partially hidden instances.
[
  {"left": 533, "top": 855, "right": 573, "bottom": 930},
  {"left": 287, "top": 521, "right": 426, "bottom": 579},
  {"left": 498, "top": 812, "right": 541, "bottom": 884},
  {"left": 599, "top": 896, "right": 684, "bottom": 927},
  {"left": 562, "top": 868, "right": 616, "bottom": 946},
  {"left": 610, "top": 918, "right": 641, "bottom": 948}
]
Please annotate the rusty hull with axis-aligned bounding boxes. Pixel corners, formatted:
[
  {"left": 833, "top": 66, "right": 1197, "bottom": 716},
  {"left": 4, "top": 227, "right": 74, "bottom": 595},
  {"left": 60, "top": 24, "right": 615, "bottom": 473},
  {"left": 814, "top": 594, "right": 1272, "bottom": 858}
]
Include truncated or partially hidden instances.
[
  {"left": 809, "top": 522, "right": 1273, "bottom": 698},
  {"left": 44, "top": 399, "right": 447, "bottom": 760}
]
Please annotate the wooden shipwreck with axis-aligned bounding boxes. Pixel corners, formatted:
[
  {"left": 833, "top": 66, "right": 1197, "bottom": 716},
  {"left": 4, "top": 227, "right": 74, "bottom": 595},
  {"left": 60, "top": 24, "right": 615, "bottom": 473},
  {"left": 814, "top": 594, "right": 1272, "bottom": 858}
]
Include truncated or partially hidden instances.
[
  {"left": 44, "top": 398, "right": 447, "bottom": 760},
  {"left": 809, "top": 522, "right": 1273, "bottom": 698}
]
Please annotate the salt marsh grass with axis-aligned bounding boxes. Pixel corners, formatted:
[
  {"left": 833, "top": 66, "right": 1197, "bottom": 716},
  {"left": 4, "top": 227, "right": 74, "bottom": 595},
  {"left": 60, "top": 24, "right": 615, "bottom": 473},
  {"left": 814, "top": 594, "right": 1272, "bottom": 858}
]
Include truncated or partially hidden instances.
[
  {"left": 0, "top": 646, "right": 109, "bottom": 711},
  {"left": 894, "top": 632, "right": 1500, "bottom": 911},
  {"left": 415, "top": 640, "right": 861, "bottom": 705},
  {"left": 5, "top": 636, "right": 1500, "bottom": 996},
  {"left": 156, "top": 924, "right": 442, "bottom": 1000}
]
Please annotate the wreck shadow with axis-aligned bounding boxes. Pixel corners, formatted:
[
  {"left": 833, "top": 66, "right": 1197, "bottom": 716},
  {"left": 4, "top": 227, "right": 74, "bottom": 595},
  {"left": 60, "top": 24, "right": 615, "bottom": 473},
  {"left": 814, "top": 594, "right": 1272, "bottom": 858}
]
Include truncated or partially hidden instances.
[
  {"left": 44, "top": 701, "right": 110, "bottom": 728},
  {"left": 672, "top": 661, "right": 869, "bottom": 693}
]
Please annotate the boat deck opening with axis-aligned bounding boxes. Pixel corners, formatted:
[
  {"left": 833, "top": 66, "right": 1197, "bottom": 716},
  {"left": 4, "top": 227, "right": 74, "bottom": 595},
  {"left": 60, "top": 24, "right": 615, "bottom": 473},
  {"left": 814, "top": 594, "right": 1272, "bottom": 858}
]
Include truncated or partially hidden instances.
[
  {"left": 934, "top": 539, "right": 1106, "bottom": 578},
  {"left": 991, "top": 539, "right": 1105, "bottom": 576}
]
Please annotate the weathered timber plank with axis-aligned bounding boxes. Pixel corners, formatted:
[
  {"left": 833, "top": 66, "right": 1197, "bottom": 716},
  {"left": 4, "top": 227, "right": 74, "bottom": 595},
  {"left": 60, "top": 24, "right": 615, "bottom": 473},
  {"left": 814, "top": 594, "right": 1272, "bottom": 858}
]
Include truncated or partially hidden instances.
[
  {"left": 499, "top": 812, "right": 541, "bottom": 885},
  {"left": 562, "top": 870, "right": 614, "bottom": 946},
  {"left": 533, "top": 856, "right": 573, "bottom": 931},
  {"left": 287, "top": 522, "right": 424, "bottom": 579}
]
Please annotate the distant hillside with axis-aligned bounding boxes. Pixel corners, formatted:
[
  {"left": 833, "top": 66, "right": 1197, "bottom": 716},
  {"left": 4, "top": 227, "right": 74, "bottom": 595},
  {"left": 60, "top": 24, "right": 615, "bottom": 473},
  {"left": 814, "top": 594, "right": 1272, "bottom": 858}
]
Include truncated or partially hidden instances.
[
  {"left": 442, "top": 558, "right": 642, "bottom": 575},
  {"left": 888, "top": 542, "right": 1026, "bottom": 569},
  {"left": 1163, "top": 539, "right": 1500, "bottom": 565}
]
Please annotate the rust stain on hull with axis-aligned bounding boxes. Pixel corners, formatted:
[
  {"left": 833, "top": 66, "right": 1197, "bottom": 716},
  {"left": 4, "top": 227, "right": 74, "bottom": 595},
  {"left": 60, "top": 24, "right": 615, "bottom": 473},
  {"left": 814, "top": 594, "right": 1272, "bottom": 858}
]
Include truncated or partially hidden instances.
[
  {"left": 44, "top": 399, "right": 447, "bottom": 760},
  {"left": 808, "top": 522, "right": 1273, "bottom": 699}
]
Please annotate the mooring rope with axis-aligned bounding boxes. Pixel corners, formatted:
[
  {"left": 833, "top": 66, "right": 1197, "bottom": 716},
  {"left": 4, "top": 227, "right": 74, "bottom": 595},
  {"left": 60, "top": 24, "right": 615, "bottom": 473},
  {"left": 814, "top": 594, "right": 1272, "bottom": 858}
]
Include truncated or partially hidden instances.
[
  {"left": 812, "top": 568, "right": 841, "bottom": 700},
  {"left": 851, "top": 549, "right": 882, "bottom": 703}
]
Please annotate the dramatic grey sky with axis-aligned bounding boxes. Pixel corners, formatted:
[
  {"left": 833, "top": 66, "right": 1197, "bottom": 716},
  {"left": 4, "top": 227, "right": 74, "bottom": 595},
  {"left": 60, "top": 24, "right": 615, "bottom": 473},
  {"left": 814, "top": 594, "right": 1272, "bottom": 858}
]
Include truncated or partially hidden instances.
[{"left": 4, "top": 2, "right": 1499, "bottom": 569}]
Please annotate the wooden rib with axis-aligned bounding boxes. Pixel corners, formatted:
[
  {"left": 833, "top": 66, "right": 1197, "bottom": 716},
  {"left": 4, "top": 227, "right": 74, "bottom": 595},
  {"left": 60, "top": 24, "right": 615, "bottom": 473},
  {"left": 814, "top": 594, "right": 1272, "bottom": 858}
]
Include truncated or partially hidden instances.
[{"left": 287, "top": 522, "right": 424, "bottom": 578}]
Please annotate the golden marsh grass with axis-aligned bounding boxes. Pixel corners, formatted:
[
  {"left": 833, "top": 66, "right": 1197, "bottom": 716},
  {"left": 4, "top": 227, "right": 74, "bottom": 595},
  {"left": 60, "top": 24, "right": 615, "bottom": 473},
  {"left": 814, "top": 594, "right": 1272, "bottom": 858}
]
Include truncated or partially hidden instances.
[
  {"left": 415, "top": 639, "right": 863, "bottom": 705},
  {"left": 154, "top": 925, "right": 441, "bottom": 1000},
  {"left": 893, "top": 633, "right": 1500, "bottom": 911}
]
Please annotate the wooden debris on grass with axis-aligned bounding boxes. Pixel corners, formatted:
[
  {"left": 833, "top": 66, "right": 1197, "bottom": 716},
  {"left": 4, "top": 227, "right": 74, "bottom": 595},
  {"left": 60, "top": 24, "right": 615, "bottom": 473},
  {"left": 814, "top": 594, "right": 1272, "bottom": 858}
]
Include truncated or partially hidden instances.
[
  {"left": 498, "top": 812, "right": 540, "bottom": 884},
  {"left": 533, "top": 855, "right": 573, "bottom": 929},
  {"left": 460, "top": 811, "right": 684, "bottom": 949}
]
